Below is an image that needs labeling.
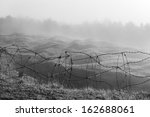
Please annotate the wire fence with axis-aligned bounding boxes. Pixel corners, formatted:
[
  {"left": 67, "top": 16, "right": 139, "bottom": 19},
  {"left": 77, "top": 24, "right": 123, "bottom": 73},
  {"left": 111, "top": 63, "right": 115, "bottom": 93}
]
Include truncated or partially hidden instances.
[{"left": 1, "top": 44, "right": 150, "bottom": 91}]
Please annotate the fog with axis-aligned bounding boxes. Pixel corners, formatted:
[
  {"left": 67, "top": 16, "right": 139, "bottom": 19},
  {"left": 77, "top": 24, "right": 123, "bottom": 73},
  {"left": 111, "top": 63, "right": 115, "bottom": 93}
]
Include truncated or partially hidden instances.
[
  {"left": 0, "top": 0, "right": 150, "bottom": 51},
  {"left": 1, "top": 0, "right": 150, "bottom": 96},
  {"left": 0, "top": 16, "right": 150, "bottom": 51},
  {"left": 1, "top": 0, "right": 150, "bottom": 25}
]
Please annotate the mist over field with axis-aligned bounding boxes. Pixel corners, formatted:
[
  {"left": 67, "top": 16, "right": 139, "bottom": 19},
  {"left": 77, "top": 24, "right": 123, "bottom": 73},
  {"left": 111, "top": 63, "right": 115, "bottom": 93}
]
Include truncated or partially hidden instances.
[
  {"left": 0, "top": 16, "right": 150, "bottom": 51},
  {"left": 0, "top": 16, "right": 150, "bottom": 92},
  {"left": 1, "top": 0, "right": 150, "bottom": 99}
]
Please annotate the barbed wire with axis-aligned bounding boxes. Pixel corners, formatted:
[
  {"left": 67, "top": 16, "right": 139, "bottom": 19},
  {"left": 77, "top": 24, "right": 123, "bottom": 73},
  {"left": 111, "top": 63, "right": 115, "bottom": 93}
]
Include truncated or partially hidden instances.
[{"left": 0, "top": 44, "right": 150, "bottom": 91}]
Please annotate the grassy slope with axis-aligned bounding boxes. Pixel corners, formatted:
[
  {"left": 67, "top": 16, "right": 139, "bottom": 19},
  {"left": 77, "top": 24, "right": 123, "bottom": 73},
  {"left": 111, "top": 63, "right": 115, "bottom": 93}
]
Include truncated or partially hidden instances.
[{"left": 0, "top": 75, "right": 150, "bottom": 100}]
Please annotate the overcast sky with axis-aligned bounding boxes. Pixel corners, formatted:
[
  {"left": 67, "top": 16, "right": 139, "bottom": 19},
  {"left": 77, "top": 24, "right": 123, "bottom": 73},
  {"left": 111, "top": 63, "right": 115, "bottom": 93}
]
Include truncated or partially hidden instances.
[{"left": 0, "top": 0, "right": 150, "bottom": 25}]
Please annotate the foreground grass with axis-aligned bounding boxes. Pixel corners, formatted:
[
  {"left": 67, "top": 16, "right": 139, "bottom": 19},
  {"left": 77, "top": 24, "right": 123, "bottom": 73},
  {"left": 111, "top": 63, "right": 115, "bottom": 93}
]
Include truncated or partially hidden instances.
[{"left": 0, "top": 75, "right": 150, "bottom": 100}]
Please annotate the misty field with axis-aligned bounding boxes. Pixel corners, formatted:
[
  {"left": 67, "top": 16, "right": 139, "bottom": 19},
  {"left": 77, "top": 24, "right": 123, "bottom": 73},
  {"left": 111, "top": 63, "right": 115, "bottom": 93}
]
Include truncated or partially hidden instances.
[
  {"left": 1, "top": 33, "right": 150, "bottom": 100},
  {"left": 1, "top": 0, "right": 150, "bottom": 101}
]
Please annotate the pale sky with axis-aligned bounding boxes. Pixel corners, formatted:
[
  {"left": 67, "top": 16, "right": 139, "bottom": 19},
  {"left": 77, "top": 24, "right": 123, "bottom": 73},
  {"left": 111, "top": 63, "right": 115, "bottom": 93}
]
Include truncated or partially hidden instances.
[{"left": 0, "top": 0, "right": 150, "bottom": 25}]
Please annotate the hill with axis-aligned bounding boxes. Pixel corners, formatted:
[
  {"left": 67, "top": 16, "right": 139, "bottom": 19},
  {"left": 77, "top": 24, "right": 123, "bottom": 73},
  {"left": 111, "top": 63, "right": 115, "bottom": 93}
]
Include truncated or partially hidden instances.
[{"left": 1, "top": 34, "right": 150, "bottom": 100}]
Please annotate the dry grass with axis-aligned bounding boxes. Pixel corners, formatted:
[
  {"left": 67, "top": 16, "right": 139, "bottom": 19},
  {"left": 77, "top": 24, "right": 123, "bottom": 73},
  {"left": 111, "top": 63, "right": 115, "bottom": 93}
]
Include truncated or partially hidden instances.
[{"left": 0, "top": 74, "right": 150, "bottom": 100}]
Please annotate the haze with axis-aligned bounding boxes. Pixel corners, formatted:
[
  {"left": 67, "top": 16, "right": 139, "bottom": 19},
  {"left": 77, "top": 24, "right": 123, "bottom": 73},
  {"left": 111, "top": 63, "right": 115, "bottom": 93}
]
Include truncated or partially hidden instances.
[
  {"left": 0, "top": 0, "right": 150, "bottom": 25},
  {"left": 1, "top": 0, "right": 150, "bottom": 51}
]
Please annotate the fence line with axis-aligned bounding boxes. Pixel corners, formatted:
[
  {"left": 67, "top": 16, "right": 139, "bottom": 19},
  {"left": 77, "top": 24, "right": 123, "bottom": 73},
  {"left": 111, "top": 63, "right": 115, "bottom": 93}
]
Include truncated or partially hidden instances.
[{"left": 1, "top": 44, "right": 150, "bottom": 90}]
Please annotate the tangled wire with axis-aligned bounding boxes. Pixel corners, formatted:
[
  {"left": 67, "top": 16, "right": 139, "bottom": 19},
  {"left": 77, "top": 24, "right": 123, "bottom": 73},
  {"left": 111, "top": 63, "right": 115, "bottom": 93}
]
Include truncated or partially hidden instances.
[{"left": 0, "top": 44, "right": 150, "bottom": 91}]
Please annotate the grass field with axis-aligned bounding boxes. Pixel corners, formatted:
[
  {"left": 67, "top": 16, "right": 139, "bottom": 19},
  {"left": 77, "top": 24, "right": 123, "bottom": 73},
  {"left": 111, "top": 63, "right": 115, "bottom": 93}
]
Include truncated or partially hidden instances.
[
  {"left": 1, "top": 34, "right": 150, "bottom": 100},
  {"left": 1, "top": 74, "right": 150, "bottom": 100}
]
